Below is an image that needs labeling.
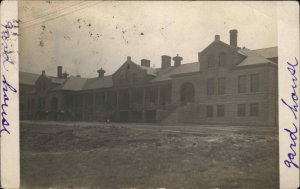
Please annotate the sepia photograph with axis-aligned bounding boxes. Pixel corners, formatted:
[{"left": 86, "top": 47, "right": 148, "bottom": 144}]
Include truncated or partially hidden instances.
[{"left": 16, "top": 1, "right": 279, "bottom": 188}]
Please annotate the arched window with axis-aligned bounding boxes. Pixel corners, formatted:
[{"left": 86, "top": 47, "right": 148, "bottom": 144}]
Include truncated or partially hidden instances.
[
  {"left": 180, "top": 82, "right": 195, "bottom": 104},
  {"left": 219, "top": 52, "right": 226, "bottom": 66},
  {"left": 208, "top": 54, "right": 215, "bottom": 68}
]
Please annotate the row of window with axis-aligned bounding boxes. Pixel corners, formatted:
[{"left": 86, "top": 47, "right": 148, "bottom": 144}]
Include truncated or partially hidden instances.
[
  {"left": 206, "top": 73, "right": 260, "bottom": 95},
  {"left": 207, "top": 77, "right": 225, "bottom": 95},
  {"left": 206, "top": 103, "right": 259, "bottom": 118},
  {"left": 208, "top": 53, "right": 226, "bottom": 68},
  {"left": 118, "top": 73, "right": 137, "bottom": 84},
  {"left": 238, "top": 74, "right": 259, "bottom": 93}
]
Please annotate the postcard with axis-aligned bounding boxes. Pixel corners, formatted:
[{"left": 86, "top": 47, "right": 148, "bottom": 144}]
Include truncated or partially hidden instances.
[{"left": 0, "top": 1, "right": 299, "bottom": 189}]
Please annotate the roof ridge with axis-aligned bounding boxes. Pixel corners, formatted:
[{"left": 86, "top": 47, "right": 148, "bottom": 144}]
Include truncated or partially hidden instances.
[
  {"left": 20, "top": 71, "right": 40, "bottom": 75},
  {"left": 249, "top": 49, "right": 274, "bottom": 63},
  {"left": 253, "top": 46, "right": 277, "bottom": 51}
]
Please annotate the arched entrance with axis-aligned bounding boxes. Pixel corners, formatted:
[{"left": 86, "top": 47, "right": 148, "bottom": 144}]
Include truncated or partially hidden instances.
[{"left": 180, "top": 82, "right": 195, "bottom": 104}]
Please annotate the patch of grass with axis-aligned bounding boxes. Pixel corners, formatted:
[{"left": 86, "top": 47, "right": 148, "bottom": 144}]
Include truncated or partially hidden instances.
[{"left": 21, "top": 122, "right": 279, "bottom": 189}]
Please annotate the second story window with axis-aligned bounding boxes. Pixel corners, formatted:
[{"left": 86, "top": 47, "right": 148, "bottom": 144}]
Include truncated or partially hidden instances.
[
  {"left": 119, "top": 75, "right": 124, "bottom": 84},
  {"left": 132, "top": 73, "right": 137, "bottom": 83},
  {"left": 238, "top": 75, "right": 247, "bottom": 93},
  {"left": 207, "top": 78, "right": 215, "bottom": 96},
  {"left": 218, "top": 77, "right": 226, "bottom": 95},
  {"left": 219, "top": 52, "right": 226, "bottom": 67},
  {"left": 208, "top": 54, "right": 215, "bottom": 68},
  {"left": 250, "top": 74, "right": 259, "bottom": 92}
]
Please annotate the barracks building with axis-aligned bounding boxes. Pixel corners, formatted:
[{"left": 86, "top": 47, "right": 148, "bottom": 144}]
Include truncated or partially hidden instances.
[{"left": 20, "top": 29, "right": 278, "bottom": 126}]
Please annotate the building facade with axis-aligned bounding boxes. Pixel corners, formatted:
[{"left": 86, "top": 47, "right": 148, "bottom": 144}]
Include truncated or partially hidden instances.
[{"left": 20, "top": 29, "right": 278, "bottom": 126}]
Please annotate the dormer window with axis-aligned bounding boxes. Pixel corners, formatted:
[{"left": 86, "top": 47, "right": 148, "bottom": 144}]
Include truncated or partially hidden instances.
[
  {"left": 208, "top": 54, "right": 215, "bottom": 68},
  {"left": 219, "top": 52, "right": 226, "bottom": 67}
]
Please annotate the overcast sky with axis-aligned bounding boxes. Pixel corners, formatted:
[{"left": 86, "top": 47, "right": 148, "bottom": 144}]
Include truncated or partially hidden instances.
[{"left": 19, "top": 1, "right": 278, "bottom": 78}]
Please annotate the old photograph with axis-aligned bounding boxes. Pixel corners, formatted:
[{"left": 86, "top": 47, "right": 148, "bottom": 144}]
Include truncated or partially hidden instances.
[{"left": 18, "top": 1, "right": 278, "bottom": 188}]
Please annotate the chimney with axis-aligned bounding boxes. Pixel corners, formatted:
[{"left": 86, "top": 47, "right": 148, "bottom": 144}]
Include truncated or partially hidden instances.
[
  {"left": 215, "top": 35, "right": 220, "bottom": 41},
  {"left": 57, "top": 66, "right": 63, "bottom": 78},
  {"left": 97, "top": 67, "right": 106, "bottom": 78},
  {"left": 42, "top": 70, "right": 46, "bottom": 75},
  {"left": 161, "top": 55, "right": 171, "bottom": 69},
  {"left": 141, "top": 59, "right": 150, "bottom": 67},
  {"left": 173, "top": 54, "right": 183, "bottom": 67},
  {"left": 127, "top": 56, "right": 131, "bottom": 61},
  {"left": 230, "top": 29, "right": 238, "bottom": 47},
  {"left": 62, "top": 72, "right": 69, "bottom": 79}
]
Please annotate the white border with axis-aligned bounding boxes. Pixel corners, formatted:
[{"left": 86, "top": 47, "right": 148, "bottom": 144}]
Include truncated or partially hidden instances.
[
  {"left": 0, "top": 1, "right": 299, "bottom": 189},
  {"left": 278, "top": 1, "right": 300, "bottom": 189},
  {"left": 0, "top": 1, "right": 20, "bottom": 188}
]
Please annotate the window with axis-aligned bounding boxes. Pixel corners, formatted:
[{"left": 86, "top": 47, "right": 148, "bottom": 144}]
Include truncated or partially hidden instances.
[
  {"left": 27, "top": 98, "right": 30, "bottom": 111},
  {"left": 134, "top": 90, "right": 143, "bottom": 104},
  {"left": 119, "top": 75, "right": 124, "bottom": 84},
  {"left": 250, "top": 74, "right": 259, "bottom": 92},
  {"left": 217, "top": 105, "right": 225, "bottom": 117},
  {"left": 132, "top": 73, "right": 137, "bottom": 83},
  {"left": 206, "top": 105, "right": 213, "bottom": 117},
  {"left": 31, "top": 99, "right": 35, "bottom": 109},
  {"left": 207, "top": 79, "right": 215, "bottom": 95},
  {"left": 95, "top": 93, "right": 104, "bottom": 106},
  {"left": 238, "top": 75, "right": 247, "bottom": 93},
  {"left": 42, "top": 98, "right": 46, "bottom": 109},
  {"left": 250, "top": 103, "right": 259, "bottom": 116},
  {"left": 38, "top": 98, "right": 42, "bottom": 110},
  {"left": 208, "top": 54, "right": 215, "bottom": 68},
  {"left": 218, "top": 77, "right": 226, "bottom": 95},
  {"left": 85, "top": 94, "right": 93, "bottom": 108},
  {"left": 237, "top": 104, "right": 246, "bottom": 117},
  {"left": 42, "top": 81, "right": 47, "bottom": 91},
  {"left": 219, "top": 52, "right": 226, "bottom": 67}
]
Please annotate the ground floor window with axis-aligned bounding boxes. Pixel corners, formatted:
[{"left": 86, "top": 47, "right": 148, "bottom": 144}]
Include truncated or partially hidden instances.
[
  {"left": 237, "top": 104, "right": 246, "bottom": 117},
  {"left": 250, "top": 103, "right": 259, "bottom": 116},
  {"left": 217, "top": 105, "right": 225, "bottom": 117},
  {"left": 206, "top": 105, "right": 213, "bottom": 117}
]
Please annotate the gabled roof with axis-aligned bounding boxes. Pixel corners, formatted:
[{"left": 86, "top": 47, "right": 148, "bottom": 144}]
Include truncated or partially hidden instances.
[
  {"left": 237, "top": 48, "right": 277, "bottom": 67},
  {"left": 19, "top": 71, "right": 66, "bottom": 86},
  {"left": 52, "top": 76, "right": 87, "bottom": 91},
  {"left": 199, "top": 39, "right": 238, "bottom": 55},
  {"left": 150, "top": 62, "right": 199, "bottom": 82},
  {"left": 83, "top": 75, "right": 113, "bottom": 90},
  {"left": 19, "top": 72, "right": 40, "bottom": 85},
  {"left": 52, "top": 75, "right": 114, "bottom": 91},
  {"left": 253, "top": 47, "right": 277, "bottom": 59}
]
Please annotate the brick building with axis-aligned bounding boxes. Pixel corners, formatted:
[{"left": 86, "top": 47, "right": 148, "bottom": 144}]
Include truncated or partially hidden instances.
[{"left": 20, "top": 29, "right": 278, "bottom": 126}]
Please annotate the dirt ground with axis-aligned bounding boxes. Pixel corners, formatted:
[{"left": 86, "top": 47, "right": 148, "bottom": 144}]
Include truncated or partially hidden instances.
[{"left": 20, "top": 121, "right": 279, "bottom": 189}]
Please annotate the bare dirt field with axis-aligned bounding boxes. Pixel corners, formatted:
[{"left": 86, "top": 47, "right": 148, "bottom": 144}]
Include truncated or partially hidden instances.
[{"left": 20, "top": 121, "right": 279, "bottom": 189}]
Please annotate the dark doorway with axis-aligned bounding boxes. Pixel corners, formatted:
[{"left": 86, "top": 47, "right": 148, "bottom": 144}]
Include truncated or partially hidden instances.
[{"left": 180, "top": 82, "right": 195, "bottom": 104}]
